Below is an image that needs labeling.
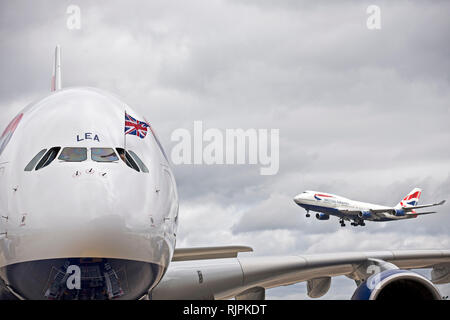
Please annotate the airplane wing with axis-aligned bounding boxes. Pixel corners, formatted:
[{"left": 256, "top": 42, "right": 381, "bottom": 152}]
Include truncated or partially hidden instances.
[
  {"left": 402, "top": 200, "right": 446, "bottom": 211},
  {"left": 406, "top": 211, "right": 436, "bottom": 216},
  {"left": 335, "top": 208, "right": 358, "bottom": 214},
  {"left": 172, "top": 246, "right": 253, "bottom": 261},
  {"left": 336, "top": 208, "right": 386, "bottom": 219},
  {"left": 152, "top": 249, "right": 450, "bottom": 300},
  {"left": 336, "top": 201, "right": 445, "bottom": 217},
  {"left": 368, "top": 200, "right": 445, "bottom": 215}
]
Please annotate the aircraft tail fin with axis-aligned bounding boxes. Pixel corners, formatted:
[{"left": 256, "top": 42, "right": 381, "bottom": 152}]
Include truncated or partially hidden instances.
[
  {"left": 51, "top": 45, "right": 61, "bottom": 91},
  {"left": 396, "top": 187, "right": 422, "bottom": 208}
]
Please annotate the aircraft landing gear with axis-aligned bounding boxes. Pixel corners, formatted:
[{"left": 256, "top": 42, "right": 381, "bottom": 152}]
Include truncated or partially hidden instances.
[
  {"left": 305, "top": 210, "right": 310, "bottom": 218},
  {"left": 339, "top": 219, "right": 346, "bottom": 227}
]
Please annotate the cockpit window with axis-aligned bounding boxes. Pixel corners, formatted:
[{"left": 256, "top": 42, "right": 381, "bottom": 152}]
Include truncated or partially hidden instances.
[
  {"left": 91, "top": 148, "right": 119, "bottom": 162},
  {"left": 58, "top": 147, "right": 87, "bottom": 162},
  {"left": 128, "top": 150, "right": 149, "bottom": 173},
  {"left": 35, "top": 147, "right": 61, "bottom": 170},
  {"left": 24, "top": 149, "right": 47, "bottom": 171},
  {"left": 24, "top": 146, "right": 147, "bottom": 172},
  {"left": 116, "top": 148, "right": 140, "bottom": 172}
]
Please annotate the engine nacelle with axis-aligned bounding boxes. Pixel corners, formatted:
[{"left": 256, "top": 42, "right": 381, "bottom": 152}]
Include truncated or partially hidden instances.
[
  {"left": 393, "top": 208, "right": 405, "bottom": 216},
  {"left": 358, "top": 210, "right": 372, "bottom": 219},
  {"left": 351, "top": 269, "right": 442, "bottom": 300},
  {"left": 315, "top": 213, "right": 330, "bottom": 220}
]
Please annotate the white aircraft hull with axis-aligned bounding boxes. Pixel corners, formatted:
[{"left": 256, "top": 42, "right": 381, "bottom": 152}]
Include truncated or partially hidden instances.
[{"left": 0, "top": 87, "right": 178, "bottom": 299}]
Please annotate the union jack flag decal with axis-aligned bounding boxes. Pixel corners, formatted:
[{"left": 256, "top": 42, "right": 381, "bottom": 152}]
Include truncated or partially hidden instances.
[{"left": 125, "top": 112, "right": 150, "bottom": 139}]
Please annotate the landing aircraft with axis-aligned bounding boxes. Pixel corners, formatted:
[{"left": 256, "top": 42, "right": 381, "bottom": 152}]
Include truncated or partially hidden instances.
[
  {"left": 0, "top": 47, "right": 449, "bottom": 300},
  {"left": 294, "top": 189, "right": 445, "bottom": 227}
]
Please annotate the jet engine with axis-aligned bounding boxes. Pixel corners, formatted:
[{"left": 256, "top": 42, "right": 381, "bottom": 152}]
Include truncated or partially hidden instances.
[
  {"left": 393, "top": 208, "right": 405, "bottom": 216},
  {"left": 315, "top": 213, "right": 330, "bottom": 220},
  {"left": 357, "top": 211, "right": 372, "bottom": 219},
  {"left": 351, "top": 269, "right": 442, "bottom": 300}
]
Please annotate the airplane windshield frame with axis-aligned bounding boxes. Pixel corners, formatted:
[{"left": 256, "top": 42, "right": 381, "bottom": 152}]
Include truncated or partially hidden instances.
[
  {"left": 127, "top": 150, "right": 149, "bottom": 173},
  {"left": 35, "top": 147, "right": 61, "bottom": 170},
  {"left": 116, "top": 148, "right": 141, "bottom": 172},
  {"left": 24, "top": 149, "right": 48, "bottom": 171},
  {"left": 24, "top": 146, "right": 149, "bottom": 172}
]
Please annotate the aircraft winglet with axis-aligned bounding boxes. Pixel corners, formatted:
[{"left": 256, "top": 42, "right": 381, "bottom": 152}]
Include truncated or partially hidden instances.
[{"left": 51, "top": 45, "right": 61, "bottom": 91}]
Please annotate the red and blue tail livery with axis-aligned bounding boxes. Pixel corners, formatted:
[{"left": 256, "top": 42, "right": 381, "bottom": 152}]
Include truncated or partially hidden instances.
[{"left": 398, "top": 188, "right": 422, "bottom": 207}]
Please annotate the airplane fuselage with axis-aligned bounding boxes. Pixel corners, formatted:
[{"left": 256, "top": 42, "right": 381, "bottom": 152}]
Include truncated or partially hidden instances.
[
  {"left": 293, "top": 191, "right": 413, "bottom": 223},
  {"left": 0, "top": 87, "right": 179, "bottom": 299}
]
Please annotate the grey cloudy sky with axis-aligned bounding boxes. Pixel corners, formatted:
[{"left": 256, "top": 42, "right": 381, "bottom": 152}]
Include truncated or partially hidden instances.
[{"left": 1, "top": 0, "right": 449, "bottom": 299}]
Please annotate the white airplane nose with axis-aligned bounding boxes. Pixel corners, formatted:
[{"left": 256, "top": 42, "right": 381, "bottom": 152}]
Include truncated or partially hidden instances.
[
  {"left": 293, "top": 194, "right": 303, "bottom": 204},
  {"left": 0, "top": 167, "right": 174, "bottom": 299},
  {"left": 0, "top": 85, "right": 178, "bottom": 299},
  {"left": 9, "top": 171, "right": 171, "bottom": 263}
]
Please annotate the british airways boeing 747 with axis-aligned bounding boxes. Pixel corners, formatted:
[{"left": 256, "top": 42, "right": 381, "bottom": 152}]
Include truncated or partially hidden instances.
[{"left": 294, "top": 188, "right": 445, "bottom": 227}]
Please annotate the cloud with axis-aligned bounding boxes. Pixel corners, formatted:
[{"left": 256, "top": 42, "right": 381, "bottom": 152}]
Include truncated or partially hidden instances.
[{"left": 231, "top": 193, "right": 302, "bottom": 233}]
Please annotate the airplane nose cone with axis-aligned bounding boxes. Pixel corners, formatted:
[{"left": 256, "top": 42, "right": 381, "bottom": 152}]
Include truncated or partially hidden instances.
[
  {"left": 293, "top": 194, "right": 303, "bottom": 205},
  {"left": 10, "top": 172, "right": 171, "bottom": 263},
  {"left": 1, "top": 257, "right": 164, "bottom": 300},
  {"left": 1, "top": 166, "right": 175, "bottom": 299}
]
